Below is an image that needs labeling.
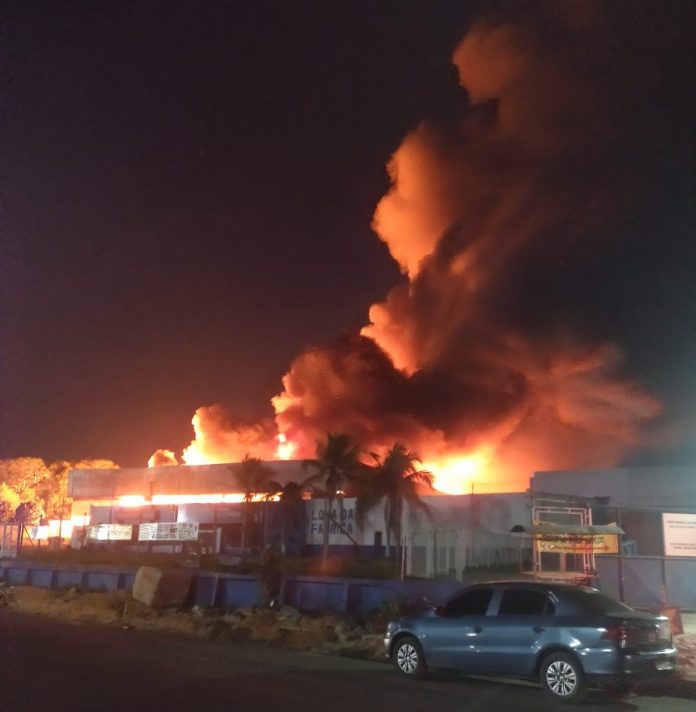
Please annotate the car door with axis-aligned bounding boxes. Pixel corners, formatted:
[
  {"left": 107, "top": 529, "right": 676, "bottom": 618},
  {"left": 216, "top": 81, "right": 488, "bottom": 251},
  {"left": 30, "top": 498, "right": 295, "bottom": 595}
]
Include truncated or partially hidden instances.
[
  {"left": 424, "top": 587, "right": 494, "bottom": 671},
  {"left": 478, "top": 586, "right": 556, "bottom": 676}
]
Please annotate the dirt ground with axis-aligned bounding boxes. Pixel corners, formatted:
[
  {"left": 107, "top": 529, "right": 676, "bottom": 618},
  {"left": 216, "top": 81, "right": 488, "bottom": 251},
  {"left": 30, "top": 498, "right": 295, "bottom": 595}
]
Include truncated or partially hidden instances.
[
  {"left": 2, "top": 583, "right": 694, "bottom": 680},
  {"left": 0, "top": 584, "right": 385, "bottom": 659}
]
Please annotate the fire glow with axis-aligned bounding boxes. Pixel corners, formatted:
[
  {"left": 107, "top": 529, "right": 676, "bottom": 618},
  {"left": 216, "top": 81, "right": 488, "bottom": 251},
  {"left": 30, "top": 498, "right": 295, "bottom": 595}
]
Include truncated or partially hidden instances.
[
  {"left": 424, "top": 452, "right": 490, "bottom": 495},
  {"left": 117, "top": 492, "right": 280, "bottom": 508},
  {"left": 148, "top": 5, "right": 663, "bottom": 497},
  {"left": 275, "top": 434, "right": 296, "bottom": 460}
]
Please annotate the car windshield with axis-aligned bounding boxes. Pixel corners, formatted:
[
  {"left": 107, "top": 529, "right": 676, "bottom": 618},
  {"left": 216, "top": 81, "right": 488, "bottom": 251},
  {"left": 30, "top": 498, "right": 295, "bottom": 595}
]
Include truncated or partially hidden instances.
[{"left": 564, "top": 589, "right": 635, "bottom": 615}]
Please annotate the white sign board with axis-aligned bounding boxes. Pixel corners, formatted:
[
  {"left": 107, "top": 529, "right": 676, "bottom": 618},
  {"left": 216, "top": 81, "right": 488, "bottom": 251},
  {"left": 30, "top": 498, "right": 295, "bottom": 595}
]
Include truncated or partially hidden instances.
[
  {"left": 663, "top": 513, "right": 696, "bottom": 557},
  {"left": 87, "top": 524, "right": 133, "bottom": 541},
  {"left": 138, "top": 522, "right": 199, "bottom": 542}
]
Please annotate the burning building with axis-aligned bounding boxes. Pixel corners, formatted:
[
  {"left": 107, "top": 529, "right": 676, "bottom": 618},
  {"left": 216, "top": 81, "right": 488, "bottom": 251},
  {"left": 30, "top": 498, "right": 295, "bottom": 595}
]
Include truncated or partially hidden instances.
[{"left": 67, "top": 460, "right": 530, "bottom": 573}]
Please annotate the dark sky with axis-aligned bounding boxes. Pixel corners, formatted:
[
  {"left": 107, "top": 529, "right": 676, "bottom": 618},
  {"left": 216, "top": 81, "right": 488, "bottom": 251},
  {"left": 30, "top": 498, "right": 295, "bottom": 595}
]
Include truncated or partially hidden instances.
[{"left": 1, "top": 0, "right": 694, "bottom": 467}]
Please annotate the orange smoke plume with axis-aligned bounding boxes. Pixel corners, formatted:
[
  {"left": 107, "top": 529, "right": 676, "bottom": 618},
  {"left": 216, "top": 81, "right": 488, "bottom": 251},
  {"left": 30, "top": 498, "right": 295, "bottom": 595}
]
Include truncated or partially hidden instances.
[
  {"left": 147, "top": 449, "right": 178, "bottom": 468},
  {"left": 180, "top": 406, "right": 279, "bottom": 465},
  {"left": 153, "top": 3, "right": 674, "bottom": 495}
]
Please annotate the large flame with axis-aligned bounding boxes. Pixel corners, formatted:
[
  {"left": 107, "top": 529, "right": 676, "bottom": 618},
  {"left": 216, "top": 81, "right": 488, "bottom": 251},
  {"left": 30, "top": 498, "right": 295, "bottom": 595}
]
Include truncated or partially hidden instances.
[
  {"left": 275, "top": 433, "right": 297, "bottom": 460},
  {"left": 118, "top": 492, "right": 279, "bottom": 507},
  {"left": 424, "top": 451, "right": 490, "bottom": 495}
]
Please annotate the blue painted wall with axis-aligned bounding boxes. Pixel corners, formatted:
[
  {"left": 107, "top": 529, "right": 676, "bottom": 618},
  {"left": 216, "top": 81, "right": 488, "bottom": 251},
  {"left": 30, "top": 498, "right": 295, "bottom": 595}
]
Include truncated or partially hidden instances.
[{"left": 0, "top": 561, "right": 465, "bottom": 613}]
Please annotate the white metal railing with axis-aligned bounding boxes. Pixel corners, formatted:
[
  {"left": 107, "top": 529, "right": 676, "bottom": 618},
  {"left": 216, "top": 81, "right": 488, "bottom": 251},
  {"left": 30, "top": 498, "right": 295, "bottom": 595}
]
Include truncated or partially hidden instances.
[{"left": 0, "top": 524, "right": 20, "bottom": 558}]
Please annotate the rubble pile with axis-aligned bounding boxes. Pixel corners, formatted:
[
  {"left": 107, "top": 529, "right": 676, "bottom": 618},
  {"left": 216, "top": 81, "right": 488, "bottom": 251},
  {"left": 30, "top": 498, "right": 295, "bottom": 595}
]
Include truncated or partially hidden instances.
[{"left": 2, "top": 583, "right": 385, "bottom": 660}]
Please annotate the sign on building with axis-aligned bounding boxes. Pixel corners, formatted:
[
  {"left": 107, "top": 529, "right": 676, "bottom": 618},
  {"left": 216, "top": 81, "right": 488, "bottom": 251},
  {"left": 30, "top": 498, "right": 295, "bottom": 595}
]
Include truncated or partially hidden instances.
[
  {"left": 87, "top": 524, "right": 133, "bottom": 541},
  {"left": 663, "top": 513, "right": 696, "bottom": 557},
  {"left": 138, "top": 522, "right": 199, "bottom": 542},
  {"left": 306, "top": 498, "right": 359, "bottom": 545},
  {"left": 535, "top": 533, "right": 619, "bottom": 555}
]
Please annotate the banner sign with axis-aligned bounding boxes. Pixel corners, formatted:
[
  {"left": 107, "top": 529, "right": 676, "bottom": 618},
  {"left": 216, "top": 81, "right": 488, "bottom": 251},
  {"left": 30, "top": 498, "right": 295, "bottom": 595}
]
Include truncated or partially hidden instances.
[
  {"left": 536, "top": 533, "right": 618, "bottom": 555},
  {"left": 87, "top": 524, "right": 133, "bottom": 541},
  {"left": 663, "top": 513, "right": 696, "bottom": 557},
  {"left": 138, "top": 522, "right": 199, "bottom": 542}
]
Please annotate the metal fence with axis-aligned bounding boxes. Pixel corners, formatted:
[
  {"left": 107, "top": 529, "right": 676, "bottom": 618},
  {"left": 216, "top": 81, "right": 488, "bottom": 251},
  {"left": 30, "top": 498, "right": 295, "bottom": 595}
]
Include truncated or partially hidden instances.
[
  {"left": 0, "top": 525, "right": 20, "bottom": 558},
  {"left": 595, "top": 555, "right": 696, "bottom": 609}
]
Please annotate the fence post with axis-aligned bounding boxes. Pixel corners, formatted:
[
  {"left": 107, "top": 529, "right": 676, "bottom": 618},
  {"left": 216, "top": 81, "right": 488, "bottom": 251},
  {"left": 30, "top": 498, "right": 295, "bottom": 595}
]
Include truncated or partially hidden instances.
[
  {"left": 210, "top": 574, "right": 220, "bottom": 607},
  {"left": 617, "top": 507, "right": 625, "bottom": 602}
]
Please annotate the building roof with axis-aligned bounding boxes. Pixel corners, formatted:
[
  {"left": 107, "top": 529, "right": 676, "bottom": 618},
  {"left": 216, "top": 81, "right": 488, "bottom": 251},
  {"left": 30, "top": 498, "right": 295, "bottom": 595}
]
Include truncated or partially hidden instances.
[{"left": 68, "top": 461, "right": 307, "bottom": 499}]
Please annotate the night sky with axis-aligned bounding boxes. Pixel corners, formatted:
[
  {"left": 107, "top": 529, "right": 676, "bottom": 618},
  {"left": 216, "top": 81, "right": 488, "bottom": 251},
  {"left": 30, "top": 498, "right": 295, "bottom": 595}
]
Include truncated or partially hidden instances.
[{"left": 2, "top": 1, "right": 694, "bottom": 468}]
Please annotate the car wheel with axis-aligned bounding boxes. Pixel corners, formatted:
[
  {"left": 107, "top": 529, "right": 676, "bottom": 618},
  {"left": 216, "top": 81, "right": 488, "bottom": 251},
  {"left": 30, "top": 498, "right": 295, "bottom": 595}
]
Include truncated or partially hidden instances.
[
  {"left": 393, "top": 635, "right": 427, "bottom": 679},
  {"left": 540, "top": 652, "right": 587, "bottom": 704}
]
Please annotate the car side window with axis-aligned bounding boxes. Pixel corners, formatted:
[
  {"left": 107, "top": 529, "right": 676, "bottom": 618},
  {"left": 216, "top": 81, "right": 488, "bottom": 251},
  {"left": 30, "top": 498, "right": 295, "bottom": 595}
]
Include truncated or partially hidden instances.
[
  {"left": 498, "top": 589, "right": 554, "bottom": 616},
  {"left": 444, "top": 588, "right": 493, "bottom": 617}
]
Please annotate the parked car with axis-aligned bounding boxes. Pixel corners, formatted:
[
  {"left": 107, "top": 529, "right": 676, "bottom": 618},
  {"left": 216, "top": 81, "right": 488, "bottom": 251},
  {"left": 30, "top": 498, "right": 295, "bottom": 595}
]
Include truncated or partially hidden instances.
[{"left": 384, "top": 581, "right": 677, "bottom": 703}]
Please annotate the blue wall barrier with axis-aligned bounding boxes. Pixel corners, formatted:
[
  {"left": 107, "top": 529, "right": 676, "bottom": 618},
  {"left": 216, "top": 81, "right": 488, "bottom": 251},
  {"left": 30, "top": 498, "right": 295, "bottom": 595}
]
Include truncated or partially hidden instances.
[{"left": 0, "top": 561, "right": 465, "bottom": 613}]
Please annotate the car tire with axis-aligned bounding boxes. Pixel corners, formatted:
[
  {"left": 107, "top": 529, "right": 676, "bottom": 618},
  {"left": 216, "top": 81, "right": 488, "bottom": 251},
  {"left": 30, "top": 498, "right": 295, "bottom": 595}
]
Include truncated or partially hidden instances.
[
  {"left": 540, "top": 652, "right": 588, "bottom": 704},
  {"left": 392, "top": 635, "right": 427, "bottom": 679}
]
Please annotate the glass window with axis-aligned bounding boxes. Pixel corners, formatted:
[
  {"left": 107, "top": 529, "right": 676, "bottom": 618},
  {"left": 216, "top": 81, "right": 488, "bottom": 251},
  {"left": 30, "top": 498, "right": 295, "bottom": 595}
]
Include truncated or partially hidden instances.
[
  {"left": 564, "top": 589, "right": 633, "bottom": 616},
  {"left": 444, "top": 588, "right": 493, "bottom": 617},
  {"left": 498, "top": 588, "right": 553, "bottom": 616}
]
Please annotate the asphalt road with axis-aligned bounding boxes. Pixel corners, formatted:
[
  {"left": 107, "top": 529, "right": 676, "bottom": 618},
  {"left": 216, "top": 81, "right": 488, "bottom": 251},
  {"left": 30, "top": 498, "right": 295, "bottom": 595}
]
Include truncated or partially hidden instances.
[{"left": 0, "top": 610, "right": 692, "bottom": 712}]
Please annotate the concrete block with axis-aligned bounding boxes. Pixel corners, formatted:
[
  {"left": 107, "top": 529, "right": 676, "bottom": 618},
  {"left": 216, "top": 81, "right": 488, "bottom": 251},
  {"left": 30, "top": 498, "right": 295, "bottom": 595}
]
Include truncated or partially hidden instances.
[{"left": 132, "top": 566, "right": 193, "bottom": 608}]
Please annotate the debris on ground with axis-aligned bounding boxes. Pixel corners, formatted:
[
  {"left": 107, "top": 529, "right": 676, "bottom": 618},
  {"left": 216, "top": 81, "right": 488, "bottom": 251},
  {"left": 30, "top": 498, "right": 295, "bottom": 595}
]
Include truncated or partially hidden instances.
[{"left": 3, "top": 583, "right": 694, "bottom": 678}]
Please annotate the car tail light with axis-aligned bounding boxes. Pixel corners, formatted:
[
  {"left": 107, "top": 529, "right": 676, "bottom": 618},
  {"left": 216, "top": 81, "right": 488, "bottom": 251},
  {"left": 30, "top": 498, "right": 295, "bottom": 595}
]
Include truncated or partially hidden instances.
[
  {"left": 602, "top": 621, "right": 671, "bottom": 649},
  {"left": 658, "top": 619, "right": 672, "bottom": 642},
  {"left": 601, "top": 624, "right": 632, "bottom": 649}
]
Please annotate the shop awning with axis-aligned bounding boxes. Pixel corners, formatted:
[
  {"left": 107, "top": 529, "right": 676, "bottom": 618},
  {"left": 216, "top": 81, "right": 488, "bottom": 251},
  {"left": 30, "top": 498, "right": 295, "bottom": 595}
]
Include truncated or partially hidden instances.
[{"left": 510, "top": 522, "right": 624, "bottom": 536}]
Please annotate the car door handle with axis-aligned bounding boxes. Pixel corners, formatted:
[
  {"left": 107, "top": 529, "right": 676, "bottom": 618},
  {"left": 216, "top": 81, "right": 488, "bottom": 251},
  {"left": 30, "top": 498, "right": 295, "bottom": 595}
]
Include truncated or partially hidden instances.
[
  {"left": 473, "top": 626, "right": 483, "bottom": 634},
  {"left": 533, "top": 626, "right": 546, "bottom": 633}
]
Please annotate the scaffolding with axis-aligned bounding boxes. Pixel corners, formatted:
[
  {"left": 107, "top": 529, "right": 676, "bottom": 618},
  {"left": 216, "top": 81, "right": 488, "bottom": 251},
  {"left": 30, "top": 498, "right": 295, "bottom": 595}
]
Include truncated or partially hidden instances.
[{"left": 511, "top": 495, "right": 624, "bottom": 585}]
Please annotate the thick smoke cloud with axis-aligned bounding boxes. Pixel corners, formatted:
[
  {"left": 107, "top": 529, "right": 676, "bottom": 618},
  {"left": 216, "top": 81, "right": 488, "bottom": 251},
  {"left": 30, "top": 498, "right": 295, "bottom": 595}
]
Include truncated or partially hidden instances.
[
  {"left": 181, "top": 405, "right": 278, "bottom": 465},
  {"left": 165, "top": 1, "right": 691, "bottom": 490},
  {"left": 272, "top": 1, "right": 672, "bottom": 489}
]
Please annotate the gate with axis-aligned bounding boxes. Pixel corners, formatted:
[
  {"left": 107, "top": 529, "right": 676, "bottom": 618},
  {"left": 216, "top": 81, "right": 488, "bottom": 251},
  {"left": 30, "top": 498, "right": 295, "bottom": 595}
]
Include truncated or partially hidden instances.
[{"left": 0, "top": 525, "right": 20, "bottom": 558}]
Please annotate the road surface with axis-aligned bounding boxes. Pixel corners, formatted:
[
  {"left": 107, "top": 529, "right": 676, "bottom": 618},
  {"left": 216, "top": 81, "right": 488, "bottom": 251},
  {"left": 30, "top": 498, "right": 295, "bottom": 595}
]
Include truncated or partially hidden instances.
[{"left": 0, "top": 609, "right": 692, "bottom": 712}]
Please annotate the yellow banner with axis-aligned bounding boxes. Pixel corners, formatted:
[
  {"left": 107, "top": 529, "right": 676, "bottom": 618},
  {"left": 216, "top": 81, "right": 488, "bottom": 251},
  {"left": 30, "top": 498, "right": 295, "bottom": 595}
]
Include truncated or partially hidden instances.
[{"left": 536, "top": 534, "right": 618, "bottom": 555}]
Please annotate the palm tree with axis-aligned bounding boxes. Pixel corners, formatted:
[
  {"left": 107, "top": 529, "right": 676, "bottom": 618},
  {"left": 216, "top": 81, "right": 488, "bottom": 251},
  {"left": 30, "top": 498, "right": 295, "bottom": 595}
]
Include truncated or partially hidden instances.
[
  {"left": 233, "top": 455, "right": 281, "bottom": 553},
  {"left": 302, "top": 433, "right": 362, "bottom": 567},
  {"left": 356, "top": 443, "right": 433, "bottom": 563}
]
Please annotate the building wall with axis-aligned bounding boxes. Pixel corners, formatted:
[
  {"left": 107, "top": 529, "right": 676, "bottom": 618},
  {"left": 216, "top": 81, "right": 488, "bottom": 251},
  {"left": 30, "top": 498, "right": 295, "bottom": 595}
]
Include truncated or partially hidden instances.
[{"left": 532, "top": 465, "right": 696, "bottom": 509}]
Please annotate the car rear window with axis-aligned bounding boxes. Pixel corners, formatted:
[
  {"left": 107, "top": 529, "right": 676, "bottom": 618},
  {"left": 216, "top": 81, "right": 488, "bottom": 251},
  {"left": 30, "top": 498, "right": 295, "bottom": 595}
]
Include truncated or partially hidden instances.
[
  {"left": 498, "top": 588, "right": 554, "bottom": 616},
  {"left": 444, "top": 588, "right": 493, "bottom": 617},
  {"left": 563, "top": 589, "right": 635, "bottom": 615}
]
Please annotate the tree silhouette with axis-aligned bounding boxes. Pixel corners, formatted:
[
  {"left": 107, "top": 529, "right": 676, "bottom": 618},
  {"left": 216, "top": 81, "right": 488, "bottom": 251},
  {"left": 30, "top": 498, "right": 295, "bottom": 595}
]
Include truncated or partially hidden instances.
[
  {"left": 302, "top": 433, "right": 362, "bottom": 566},
  {"left": 356, "top": 443, "right": 433, "bottom": 560},
  {"left": 233, "top": 456, "right": 281, "bottom": 553}
]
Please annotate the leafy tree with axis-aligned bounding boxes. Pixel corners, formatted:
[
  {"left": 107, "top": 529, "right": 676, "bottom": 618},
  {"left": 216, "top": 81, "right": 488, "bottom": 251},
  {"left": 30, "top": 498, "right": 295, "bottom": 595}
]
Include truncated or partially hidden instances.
[
  {"left": 302, "top": 433, "right": 362, "bottom": 567},
  {"left": 232, "top": 456, "right": 281, "bottom": 552},
  {"left": 0, "top": 499, "right": 14, "bottom": 523},
  {"left": 0, "top": 458, "right": 49, "bottom": 502},
  {"left": 356, "top": 443, "right": 433, "bottom": 561},
  {"left": 14, "top": 501, "right": 42, "bottom": 526},
  {"left": 0, "top": 457, "right": 118, "bottom": 523}
]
